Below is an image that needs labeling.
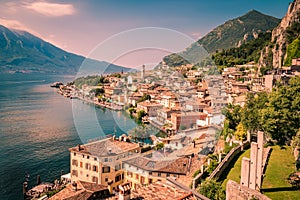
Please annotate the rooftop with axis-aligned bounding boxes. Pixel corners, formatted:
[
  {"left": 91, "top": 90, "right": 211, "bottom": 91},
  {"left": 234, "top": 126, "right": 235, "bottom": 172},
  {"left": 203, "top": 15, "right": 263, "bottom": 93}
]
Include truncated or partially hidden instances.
[
  {"left": 69, "top": 137, "right": 140, "bottom": 157},
  {"left": 123, "top": 155, "right": 189, "bottom": 174},
  {"left": 107, "top": 181, "right": 196, "bottom": 200},
  {"left": 50, "top": 181, "right": 108, "bottom": 200}
]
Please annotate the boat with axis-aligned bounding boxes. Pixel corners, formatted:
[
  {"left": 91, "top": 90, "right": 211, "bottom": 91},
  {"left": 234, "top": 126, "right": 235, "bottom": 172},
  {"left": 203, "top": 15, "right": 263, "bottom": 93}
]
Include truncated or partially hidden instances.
[{"left": 50, "top": 82, "right": 63, "bottom": 88}]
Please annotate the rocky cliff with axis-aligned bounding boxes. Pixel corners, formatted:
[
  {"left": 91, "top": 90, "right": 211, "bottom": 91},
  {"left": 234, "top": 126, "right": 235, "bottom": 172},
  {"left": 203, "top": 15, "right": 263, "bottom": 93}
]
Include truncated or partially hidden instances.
[{"left": 259, "top": 0, "right": 300, "bottom": 68}]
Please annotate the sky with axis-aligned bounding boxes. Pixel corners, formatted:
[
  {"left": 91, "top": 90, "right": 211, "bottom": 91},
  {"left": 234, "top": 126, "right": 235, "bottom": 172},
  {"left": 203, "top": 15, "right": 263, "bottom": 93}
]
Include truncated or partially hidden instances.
[{"left": 0, "top": 0, "right": 292, "bottom": 68}]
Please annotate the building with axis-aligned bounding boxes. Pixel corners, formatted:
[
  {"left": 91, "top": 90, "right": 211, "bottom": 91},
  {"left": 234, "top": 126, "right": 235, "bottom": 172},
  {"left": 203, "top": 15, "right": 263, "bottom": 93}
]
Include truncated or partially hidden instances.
[
  {"left": 109, "top": 180, "right": 201, "bottom": 200},
  {"left": 49, "top": 180, "right": 110, "bottom": 200},
  {"left": 170, "top": 112, "right": 203, "bottom": 131},
  {"left": 136, "top": 101, "right": 164, "bottom": 117},
  {"left": 123, "top": 155, "right": 190, "bottom": 189},
  {"left": 69, "top": 137, "right": 141, "bottom": 192}
]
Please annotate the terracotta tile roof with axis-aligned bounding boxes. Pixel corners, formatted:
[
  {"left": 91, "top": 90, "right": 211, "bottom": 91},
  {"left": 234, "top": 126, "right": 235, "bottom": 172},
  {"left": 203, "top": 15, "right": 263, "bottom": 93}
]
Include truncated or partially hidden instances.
[
  {"left": 130, "top": 181, "right": 196, "bottom": 200},
  {"left": 124, "top": 156, "right": 189, "bottom": 175},
  {"left": 106, "top": 181, "right": 196, "bottom": 200},
  {"left": 137, "top": 101, "right": 163, "bottom": 107},
  {"left": 69, "top": 138, "right": 139, "bottom": 157},
  {"left": 49, "top": 181, "right": 108, "bottom": 200}
]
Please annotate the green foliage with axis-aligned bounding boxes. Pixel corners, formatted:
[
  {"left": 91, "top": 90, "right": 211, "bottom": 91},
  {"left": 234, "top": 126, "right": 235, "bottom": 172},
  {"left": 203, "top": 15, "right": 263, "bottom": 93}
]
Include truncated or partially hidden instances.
[
  {"left": 137, "top": 110, "right": 147, "bottom": 121},
  {"left": 284, "top": 37, "right": 300, "bottom": 66},
  {"left": 137, "top": 94, "right": 151, "bottom": 103},
  {"left": 241, "top": 92, "right": 268, "bottom": 133},
  {"left": 197, "top": 179, "right": 225, "bottom": 200},
  {"left": 112, "top": 73, "right": 121, "bottom": 78},
  {"left": 128, "top": 107, "right": 135, "bottom": 115},
  {"left": 285, "top": 13, "right": 300, "bottom": 44},
  {"left": 222, "top": 104, "right": 242, "bottom": 131},
  {"left": 193, "top": 169, "right": 201, "bottom": 178},
  {"left": 260, "top": 66, "right": 273, "bottom": 75},
  {"left": 155, "top": 142, "right": 164, "bottom": 150},
  {"left": 207, "top": 154, "right": 219, "bottom": 175},
  {"left": 163, "top": 53, "right": 189, "bottom": 67},
  {"left": 74, "top": 75, "right": 108, "bottom": 88},
  {"left": 234, "top": 122, "right": 247, "bottom": 141},
  {"left": 90, "top": 88, "right": 104, "bottom": 96},
  {"left": 213, "top": 32, "right": 272, "bottom": 66},
  {"left": 261, "top": 77, "right": 300, "bottom": 144}
]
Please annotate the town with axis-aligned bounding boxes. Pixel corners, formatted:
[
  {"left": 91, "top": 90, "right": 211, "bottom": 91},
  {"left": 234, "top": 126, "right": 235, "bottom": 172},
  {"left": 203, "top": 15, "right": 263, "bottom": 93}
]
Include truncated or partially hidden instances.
[{"left": 25, "top": 56, "right": 300, "bottom": 200}]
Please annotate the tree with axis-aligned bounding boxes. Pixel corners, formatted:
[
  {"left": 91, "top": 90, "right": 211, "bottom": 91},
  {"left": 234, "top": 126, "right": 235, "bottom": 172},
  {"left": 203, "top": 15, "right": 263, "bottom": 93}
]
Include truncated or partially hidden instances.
[
  {"left": 137, "top": 94, "right": 151, "bottom": 103},
  {"left": 241, "top": 92, "right": 268, "bottom": 133},
  {"left": 137, "top": 110, "right": 147, "bottom": 121},
  {"left": 235, "top": 122, "right": 247, "bottom": 141},
  {"left": 262, "top": 77, "right": 300, "bottom": 144},
  {"left": 222, "top": 104, "right": 241, "bottom": 131},
  {"left": 197, "top": 180, "right": 225, "bottom": 200},
  {"left": 155, "top": 142, "right": 164, "bottom": 150}
]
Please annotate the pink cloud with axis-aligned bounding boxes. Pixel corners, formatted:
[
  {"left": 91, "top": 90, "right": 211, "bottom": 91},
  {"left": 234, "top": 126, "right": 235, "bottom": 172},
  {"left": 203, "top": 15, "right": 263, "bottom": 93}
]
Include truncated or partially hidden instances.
[
  {"left": 23, "top": 1, "right": 75, "bottom": 17},
  {"left": 0, "top": 18, "right": 41, "bottom": 36}
]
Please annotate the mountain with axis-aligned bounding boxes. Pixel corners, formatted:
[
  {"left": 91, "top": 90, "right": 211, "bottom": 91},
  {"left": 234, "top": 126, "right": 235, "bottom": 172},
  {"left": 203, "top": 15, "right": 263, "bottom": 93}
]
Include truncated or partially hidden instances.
[
  {"left": 161, "top": 10, "right": 280, "bottom": 68},
  {"left": 259, "top": 0, "right": 300, "bottom": 68},
  {"left": 0, "top": 25, "right": 131, "bottom": 74},
  {"left": 198, "top": 10, "right": 280, "bottom": 53}
]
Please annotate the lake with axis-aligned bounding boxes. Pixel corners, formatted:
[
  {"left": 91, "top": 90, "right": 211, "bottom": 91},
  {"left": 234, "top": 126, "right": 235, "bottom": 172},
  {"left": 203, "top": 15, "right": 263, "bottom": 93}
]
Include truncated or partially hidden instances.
[{"left": 0, "top": 73, "right": 138, "bottom": 200}]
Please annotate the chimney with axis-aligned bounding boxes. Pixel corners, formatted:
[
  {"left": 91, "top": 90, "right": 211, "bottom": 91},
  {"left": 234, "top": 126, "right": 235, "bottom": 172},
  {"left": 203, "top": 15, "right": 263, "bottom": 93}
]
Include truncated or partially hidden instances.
[{"left": 119, "top": 182, "right": 131, "bottom": 200}]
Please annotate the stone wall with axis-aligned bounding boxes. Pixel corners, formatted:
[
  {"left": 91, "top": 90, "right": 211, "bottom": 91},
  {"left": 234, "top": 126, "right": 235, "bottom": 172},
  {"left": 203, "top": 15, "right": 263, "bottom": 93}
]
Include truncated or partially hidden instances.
[
  {"left": 226, "top": 180, "right": 271, "bottom": 200},
  {"left": 208, "top": 141, "right": 250, "bottom": 181}
]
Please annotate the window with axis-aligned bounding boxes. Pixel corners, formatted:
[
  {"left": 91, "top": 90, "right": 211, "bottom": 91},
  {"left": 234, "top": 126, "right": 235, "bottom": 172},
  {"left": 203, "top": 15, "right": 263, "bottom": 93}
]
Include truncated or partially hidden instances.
[
  {"left": 102, "top": 166, "right": 110, "bottom": 173},
  {"left": 92, "top": 165, "right": 98, "bottom": 172},
  {"left": 82, "top": 154, "right": 85, "bottom": 158},
  {"left": 87, "top": 156, "right": 90, "bottom": 159},
  {"left": 115, "top": 164, "right": 121, "bottom": 171},
  {"left": 127, "top": 172, "right": 133, "bottom": 177},
  {"left": 115, "top": 174, "right": 122, "bottom": 182},
  {"left": 104, "top": 158, "right": 108, "bottom": 162},
  {"left": 149, "top": 172, "right": 152, "bottom": 175},
  {"left": 85, "top": 163, "right": 91, "bottom": 170},
  {"left": 80, "top": 162, "right": 83, "bottom": 168},
  {"left": 86, "top": 174, "right": 89, "bottom": 177},
  {"left": 136, "top": 174, "right": 139, "bottom": 179},
  {"left": 105, "top": 177, "right": 108, "bottom": 182},
  {"left": 149, "top": 178, "right": 152, "bottom": 184},
  {"left": 92, "top": 176, "right": 98, "bottom": 183},
  {"left": 72, "top": 170, "right": 78, "bottom": 177},
  {"left": 94, "top": 157, "right": 97, "bottom": 161},
  {"left": 158, "top": 172, "right": 161, "bottom": 177},
  {"left": 72, "top": 159, "right": 78, "bottom": 166},
  {"left": 166, "top": 173, "right": 170, "bottom": 177},
  {"left": 73, "top": 153, "right": 76, "bottom": 156}
]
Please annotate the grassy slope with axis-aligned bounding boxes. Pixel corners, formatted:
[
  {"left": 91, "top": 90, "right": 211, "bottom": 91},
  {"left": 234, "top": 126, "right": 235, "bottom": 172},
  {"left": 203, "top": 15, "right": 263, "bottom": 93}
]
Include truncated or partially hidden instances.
[
  {"left": 262, "top": 146, "right": 300, "bottom": 200},
  {"left": 220, "top": 146, "right": 300, "bottom": 199},
  {"left": 221, "top": 149, "right": 250, "bottom": 188}
]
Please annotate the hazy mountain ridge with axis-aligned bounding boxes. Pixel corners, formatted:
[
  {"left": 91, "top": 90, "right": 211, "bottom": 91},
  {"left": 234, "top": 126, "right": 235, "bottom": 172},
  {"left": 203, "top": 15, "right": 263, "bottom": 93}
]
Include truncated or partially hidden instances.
[
  {"left": 0, "top": 25, "right": 131, "bottom": 75},
  {"left": 199, "top": 10, "right": 280, "bottom": 53},
  {"left": 161, "top": 10, "right": 280, "bottom": 68}
]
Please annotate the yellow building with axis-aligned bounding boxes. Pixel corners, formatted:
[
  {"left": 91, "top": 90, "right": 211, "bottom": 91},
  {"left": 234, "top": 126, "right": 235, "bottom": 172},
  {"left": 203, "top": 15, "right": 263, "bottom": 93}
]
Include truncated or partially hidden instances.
[
  {"left": 123, "top": 155, "right": 190, "bottom": 189},
  {"left": 69, "top": 136, "right": 140, "bottom": 192}
]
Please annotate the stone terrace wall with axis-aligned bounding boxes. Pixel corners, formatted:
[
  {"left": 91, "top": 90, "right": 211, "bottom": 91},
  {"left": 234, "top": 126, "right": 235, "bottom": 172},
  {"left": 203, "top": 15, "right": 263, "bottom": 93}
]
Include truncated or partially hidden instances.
[
  {"left": 208, "top": 141, "right": 250, "bottom": 181},
  {"left": 226, "top": 179, "right": 271, "bottom": 200}
]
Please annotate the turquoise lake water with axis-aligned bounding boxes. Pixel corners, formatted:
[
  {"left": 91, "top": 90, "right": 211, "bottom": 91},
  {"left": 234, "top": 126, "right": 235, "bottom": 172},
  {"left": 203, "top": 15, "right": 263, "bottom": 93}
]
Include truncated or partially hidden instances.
[{"left": 0, "top": 73, "right": 138, "bottom": 200}]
